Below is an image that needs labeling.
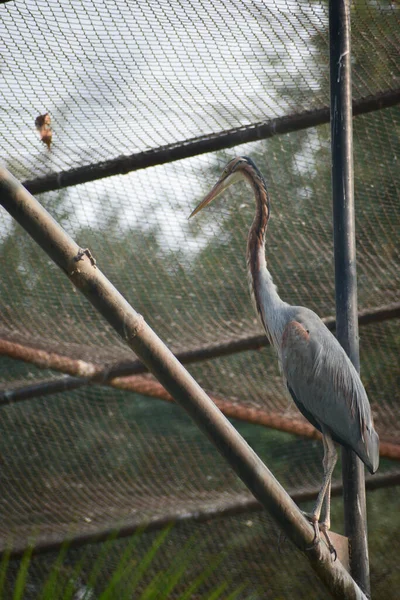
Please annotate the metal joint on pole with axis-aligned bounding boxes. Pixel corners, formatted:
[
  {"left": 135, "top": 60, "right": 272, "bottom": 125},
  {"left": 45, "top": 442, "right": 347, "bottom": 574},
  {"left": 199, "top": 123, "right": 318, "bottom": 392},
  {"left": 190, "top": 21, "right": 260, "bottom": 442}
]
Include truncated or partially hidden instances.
[{"left": 329, "top": 0, "right": 370, "bottom": 596}]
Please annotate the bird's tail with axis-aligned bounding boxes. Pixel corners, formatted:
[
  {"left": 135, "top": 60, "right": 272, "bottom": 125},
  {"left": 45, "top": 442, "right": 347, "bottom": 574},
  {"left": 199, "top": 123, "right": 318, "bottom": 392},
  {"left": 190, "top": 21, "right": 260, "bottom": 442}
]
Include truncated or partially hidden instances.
[{"left": 357, "top": 427, "right": 380, "bottom": 474}]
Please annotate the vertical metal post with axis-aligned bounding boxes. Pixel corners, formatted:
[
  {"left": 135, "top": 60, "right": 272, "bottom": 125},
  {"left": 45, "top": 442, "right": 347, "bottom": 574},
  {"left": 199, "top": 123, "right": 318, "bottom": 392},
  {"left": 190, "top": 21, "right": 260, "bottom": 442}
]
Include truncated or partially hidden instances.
[{"left": 329, "top": 0, "right": 370, "bottom": 597}]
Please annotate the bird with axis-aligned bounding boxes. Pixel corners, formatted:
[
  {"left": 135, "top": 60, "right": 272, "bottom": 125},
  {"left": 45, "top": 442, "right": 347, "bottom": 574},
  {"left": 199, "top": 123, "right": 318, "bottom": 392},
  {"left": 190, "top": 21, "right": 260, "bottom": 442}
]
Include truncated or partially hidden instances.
[
  {"left": 35, "top": 113, "right": 52, "bottom": 149},
  {"left": 189, "top": 156, "right": 379, "bottom": 555}
]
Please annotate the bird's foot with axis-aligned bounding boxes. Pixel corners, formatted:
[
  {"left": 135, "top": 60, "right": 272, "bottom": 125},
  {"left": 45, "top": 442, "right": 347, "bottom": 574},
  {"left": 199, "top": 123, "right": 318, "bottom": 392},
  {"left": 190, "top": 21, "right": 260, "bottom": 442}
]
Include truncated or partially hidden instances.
[
  {"left": 320, "top": 522, "right": 337, "bottom": 561},
  {"left": 302, "top": 512, "right": 337, "bottom": 560},
  {"left": 302, "top": 511, "right": 321, "bottom": 548}
]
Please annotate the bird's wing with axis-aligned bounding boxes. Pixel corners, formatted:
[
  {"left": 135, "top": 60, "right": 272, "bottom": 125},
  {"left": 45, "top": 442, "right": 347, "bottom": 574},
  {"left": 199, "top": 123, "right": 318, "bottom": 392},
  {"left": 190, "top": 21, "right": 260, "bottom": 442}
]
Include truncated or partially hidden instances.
[{"left": 280, "top": 314, "right": 377, "bottom": 469}]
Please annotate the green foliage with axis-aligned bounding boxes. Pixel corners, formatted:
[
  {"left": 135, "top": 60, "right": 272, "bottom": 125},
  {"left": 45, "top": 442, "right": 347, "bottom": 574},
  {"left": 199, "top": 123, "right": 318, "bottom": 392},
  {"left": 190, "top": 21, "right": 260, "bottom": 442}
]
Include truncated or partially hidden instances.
[
  {"left": 0, "top": 549, "right": 11, "bottom": 599},
  {"left": 0, "top": 528, "right": 249, "bottom": 600},
  {"left": 38, "top": 543, "right": 70, "bottom": 600},
  {"left": 11, "top": 546, "right": 33, "bottom": 600}
]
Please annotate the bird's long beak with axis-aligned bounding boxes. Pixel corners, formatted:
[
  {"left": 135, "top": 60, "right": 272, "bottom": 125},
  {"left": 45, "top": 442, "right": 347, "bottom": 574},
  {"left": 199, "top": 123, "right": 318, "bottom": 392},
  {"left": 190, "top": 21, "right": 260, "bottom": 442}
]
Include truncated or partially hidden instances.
[
  {"left": 189, "top": 171, "right": 239, "bottom": 219},
  {"left": 189, "top": 178, "right": 227, "bottom": 219}
]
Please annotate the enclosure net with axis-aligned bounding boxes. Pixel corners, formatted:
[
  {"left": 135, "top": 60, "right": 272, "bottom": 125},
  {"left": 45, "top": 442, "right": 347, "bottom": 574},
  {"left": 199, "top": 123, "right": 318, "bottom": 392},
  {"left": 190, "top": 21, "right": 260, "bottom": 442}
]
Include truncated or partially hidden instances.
[{"left": 0, "top": 0, "right": 399, "bottom": 598}]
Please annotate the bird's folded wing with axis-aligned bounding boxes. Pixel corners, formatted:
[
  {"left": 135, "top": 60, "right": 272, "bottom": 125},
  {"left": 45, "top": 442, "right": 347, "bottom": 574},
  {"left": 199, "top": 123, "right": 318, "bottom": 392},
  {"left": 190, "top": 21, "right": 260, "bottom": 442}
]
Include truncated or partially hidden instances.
[{"left": 281, "top": 319, "right": 371, "bottom": 449}]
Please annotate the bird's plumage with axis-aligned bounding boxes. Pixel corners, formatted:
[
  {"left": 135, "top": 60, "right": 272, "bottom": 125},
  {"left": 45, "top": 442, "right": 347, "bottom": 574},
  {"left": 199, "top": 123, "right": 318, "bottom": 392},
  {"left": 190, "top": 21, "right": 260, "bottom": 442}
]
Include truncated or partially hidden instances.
[{"left": 280, "top": 306, "right": 379, "bottom": 473}]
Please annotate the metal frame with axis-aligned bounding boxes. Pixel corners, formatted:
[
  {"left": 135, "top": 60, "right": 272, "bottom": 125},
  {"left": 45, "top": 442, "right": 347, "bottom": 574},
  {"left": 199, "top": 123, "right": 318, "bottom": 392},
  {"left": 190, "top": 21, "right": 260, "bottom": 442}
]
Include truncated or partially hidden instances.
[{"left": 329, "top": 0, "right": 370, "bottom": 595}]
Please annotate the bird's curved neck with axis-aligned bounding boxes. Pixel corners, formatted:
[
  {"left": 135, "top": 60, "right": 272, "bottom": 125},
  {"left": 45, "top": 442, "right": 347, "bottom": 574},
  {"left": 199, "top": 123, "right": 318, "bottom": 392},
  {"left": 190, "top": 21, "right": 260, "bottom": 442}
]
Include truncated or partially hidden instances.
[{"left": 244, "top": 167, "right": 287, "bottom": 347}]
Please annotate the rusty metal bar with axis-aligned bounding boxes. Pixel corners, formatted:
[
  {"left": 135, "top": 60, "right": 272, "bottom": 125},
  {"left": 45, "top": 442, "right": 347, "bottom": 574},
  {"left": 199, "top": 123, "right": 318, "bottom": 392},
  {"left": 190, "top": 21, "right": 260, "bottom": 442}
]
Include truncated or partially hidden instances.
[
  {"left": 3, "top": 300, "right": 398, "bottom": 374},
  {"left": 0, "top": 299, "right": 398, "bottom": 401},
  {"left": 0, "top": 167, "right": 367, "bottom": 599},
  {"left": 22, "top": 89, "right": 400, "bottom": 196},
  {"left": 1, "top": 338, "right": 399, "bottom": 461}
]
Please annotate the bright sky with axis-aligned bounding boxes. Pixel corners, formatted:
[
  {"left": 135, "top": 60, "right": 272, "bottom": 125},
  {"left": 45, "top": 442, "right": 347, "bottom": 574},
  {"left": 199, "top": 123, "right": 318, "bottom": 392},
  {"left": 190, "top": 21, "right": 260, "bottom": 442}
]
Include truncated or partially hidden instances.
[{"left": 0, "top": 0, "right": 326, "bottom": 251}]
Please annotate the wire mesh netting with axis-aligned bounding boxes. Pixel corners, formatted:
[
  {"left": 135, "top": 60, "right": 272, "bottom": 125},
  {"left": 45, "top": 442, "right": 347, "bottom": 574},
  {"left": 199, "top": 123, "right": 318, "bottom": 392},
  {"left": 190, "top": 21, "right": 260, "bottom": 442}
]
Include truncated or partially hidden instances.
[
  {"left": 1, "top": 489, "right": 399, "bottom": 599},
  {"left": 0, "top": 0, "right": 399, "bottom": 598}
]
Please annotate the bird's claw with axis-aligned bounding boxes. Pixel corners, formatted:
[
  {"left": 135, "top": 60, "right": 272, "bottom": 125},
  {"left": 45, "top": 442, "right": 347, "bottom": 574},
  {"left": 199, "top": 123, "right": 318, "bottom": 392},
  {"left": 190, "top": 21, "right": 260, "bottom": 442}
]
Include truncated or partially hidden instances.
[
  {"left": 320, "top": 523, "right": 337, "bottom": 561},
  {"left": 302, "top": 512, "right": 321, "bottom": 550},
  {"left": 302, "top": 512, "right": 337, "bottom": 560}
]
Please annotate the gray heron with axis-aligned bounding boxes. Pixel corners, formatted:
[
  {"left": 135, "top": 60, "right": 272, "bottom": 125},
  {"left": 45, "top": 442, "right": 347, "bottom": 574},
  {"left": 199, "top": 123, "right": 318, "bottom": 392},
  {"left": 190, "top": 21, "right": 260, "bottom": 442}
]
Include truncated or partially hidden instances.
[{"left": 189, "top": 156, "right": 379, "bottom": 555}]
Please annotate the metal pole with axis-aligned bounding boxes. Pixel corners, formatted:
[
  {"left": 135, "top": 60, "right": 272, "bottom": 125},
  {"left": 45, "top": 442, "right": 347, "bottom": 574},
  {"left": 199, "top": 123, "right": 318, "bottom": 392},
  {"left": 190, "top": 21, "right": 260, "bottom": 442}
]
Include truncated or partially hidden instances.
[
  {"left": 0, "top": 166, "right": 367, "bottom": 600},
  {"left": 329, "top": 1, "right": 370, "bottom": 596}
]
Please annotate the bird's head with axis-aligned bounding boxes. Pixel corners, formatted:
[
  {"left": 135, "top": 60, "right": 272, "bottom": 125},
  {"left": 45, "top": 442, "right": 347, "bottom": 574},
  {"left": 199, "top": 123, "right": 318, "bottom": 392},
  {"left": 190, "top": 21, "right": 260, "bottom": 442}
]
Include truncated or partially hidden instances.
[{"left": 189, "top": 156, "right": 261, "bottom": 219}]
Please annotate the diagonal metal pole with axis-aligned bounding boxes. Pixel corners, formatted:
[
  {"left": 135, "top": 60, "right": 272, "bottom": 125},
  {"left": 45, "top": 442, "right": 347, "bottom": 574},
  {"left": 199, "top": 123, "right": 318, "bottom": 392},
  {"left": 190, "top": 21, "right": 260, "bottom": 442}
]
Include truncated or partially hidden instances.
[
  {"left": 329, "top": 0, "right": 370, "bottom": 596},
  {"left": 0, "top": 166, "right": 367, "bottom": 599}
]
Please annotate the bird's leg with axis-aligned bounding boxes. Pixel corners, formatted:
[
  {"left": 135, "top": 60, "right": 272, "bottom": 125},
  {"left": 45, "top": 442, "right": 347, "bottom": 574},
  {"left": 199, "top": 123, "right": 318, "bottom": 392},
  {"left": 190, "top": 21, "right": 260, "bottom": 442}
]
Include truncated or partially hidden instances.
[
  {"left": 304, "top": 430, "right": 337, "bottom": 552},
  {"left": 319, "top": 478, "right": 337, "bottom": 559},
  {"left": 318, "top": 433, "right": 338, "bottom": 558},
  {"left": 322, "top": 478, "right": 332, "bottom": 531}
]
